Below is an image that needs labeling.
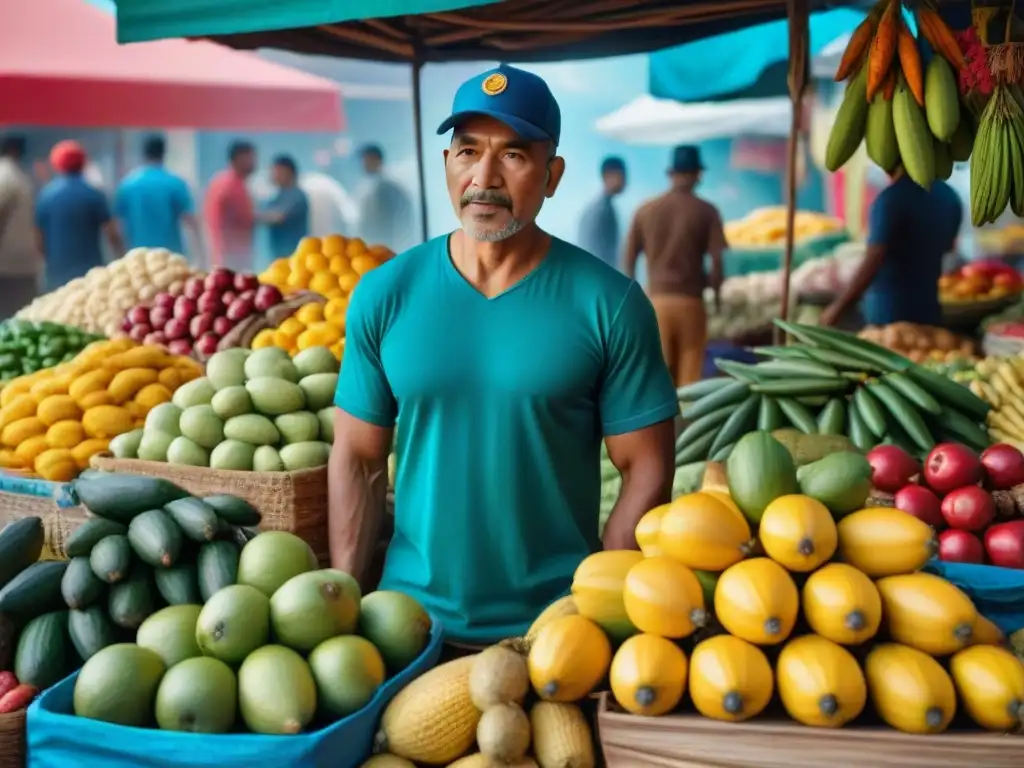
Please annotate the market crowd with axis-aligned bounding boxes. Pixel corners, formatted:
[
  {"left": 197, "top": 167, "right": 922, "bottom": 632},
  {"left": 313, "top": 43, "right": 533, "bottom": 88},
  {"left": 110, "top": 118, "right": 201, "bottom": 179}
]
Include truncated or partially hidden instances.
[{"left": 0, "top": 133, "right": 413, "bottom": 320}]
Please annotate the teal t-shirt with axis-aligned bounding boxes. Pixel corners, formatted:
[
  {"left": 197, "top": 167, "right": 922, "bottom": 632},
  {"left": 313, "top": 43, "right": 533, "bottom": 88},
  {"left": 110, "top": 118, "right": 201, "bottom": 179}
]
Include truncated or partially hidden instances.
[{"left": 334, "top": 234, "right": 678, "bottom": 643}]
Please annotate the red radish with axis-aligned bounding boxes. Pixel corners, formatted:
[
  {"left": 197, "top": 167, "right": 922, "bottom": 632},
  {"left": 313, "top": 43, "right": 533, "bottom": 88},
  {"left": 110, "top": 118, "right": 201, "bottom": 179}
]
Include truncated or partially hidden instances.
[
  {"left": 127, "top": 306, "right": 150, "bottom": 326},
  {"left": 189, "top": 313, "right": 215, "bottom": 339},
  {"left": 167, "top": 339, "right": 193, "bottom": 356},
  {"left": 144, "top": 331, "right": 167, "bottom": 347},
  {"left": 212, "top": 316, "right": 235, "bottom": 337},
  {"left": 183, "top": 276, "right": 205, "bottom": 300},
  {"left": 985, "top": 520, "right": 1024, "bottom": 569},
  {"left": 128, "top": 324, "right": 151, "bottom": 343},
  {"left": 164, "top": 318, "right": 189, "bottom": 341},
  {"left": 234, "top": 273, "right": 260, "bottom": 292},
  {"left": 866, "top": 445, "right": 921, "bottom": 492},
  {"left": 0, "top": 684, "right": 39, "bottom": 714},
  {"left": 120, "top": 317, "right": 132, "bottom": 333},
  {"left": 238, "top": 289, "right": 256, "bottom": 302},
  {"left": 173, "top": 296, "right": 197, "bottom": 321},
  {"left": 197, "top": 291, "right": 224, "bottom": 315},
  {"left": 981, "top": 443, "right": 1024, "bottom": 490},
  {"left": 940, "top": 485, "right": 996, "bottom": 531},
  {"left": 149, "top": 305, "right": 172, "bottom": 329},
  {"left": 204, "top": 268, "right": 235, "bottom": 292},
  {"left": 254, "top": 284, "right": 283, "bottom": 312},
  {"left": 938, "top": 529, "right": 985, "bottom": 563},
  {"left": 221, "top": 290, "right": 237, "bottom": 307},
  {"left": 226, "top": 297, "right": 255, "bottom": 322},
  {"left": 194, "top": 333, "right": 220, "bottom": 356},
  {"left": 894, "top": 485, "right": 945, "bottom": 528},
  {"left": 154, "top": 292, "right": 176, "bottom": 309},
  {"left": 924, "top": 442, "right": 982, "bottom": 495}
]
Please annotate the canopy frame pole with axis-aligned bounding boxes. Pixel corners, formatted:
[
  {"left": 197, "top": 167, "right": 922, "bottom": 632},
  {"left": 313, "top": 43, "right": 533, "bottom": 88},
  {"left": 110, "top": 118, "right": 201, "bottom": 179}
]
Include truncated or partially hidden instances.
[
  {"left": 412, "top": 58, "right": 430, "bottom": 244},
  {"left": 776, "top": 0, "right": 810, "bottom": 345}
]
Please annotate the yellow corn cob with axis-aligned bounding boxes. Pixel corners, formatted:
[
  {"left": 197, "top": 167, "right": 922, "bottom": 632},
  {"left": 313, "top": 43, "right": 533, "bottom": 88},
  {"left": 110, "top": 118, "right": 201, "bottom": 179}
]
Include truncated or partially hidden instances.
[
  {"left": 376, "top": 655, "right": 480, "bottom": 765},
  {"left": 530, "top": 702, "right": 596, "bottom": 768},
  {"left": 446, "top": 754, "right": 539, "bottom": 768},
  {"left": 359, "top": 756, "right": 416, "bottom": 768}
]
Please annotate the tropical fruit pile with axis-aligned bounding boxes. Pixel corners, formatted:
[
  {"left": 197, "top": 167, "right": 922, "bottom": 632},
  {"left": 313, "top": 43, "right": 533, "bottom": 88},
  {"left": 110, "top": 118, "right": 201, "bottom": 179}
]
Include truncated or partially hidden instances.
[
  {"left": 110, "top": 346, "right": 337, "bottom": 472},
  {"left": 857, "top": 322, "right": 977, "bottom": 364},
  {"left": 0, "top": 515, "right": 48, "bottom": 713},
  {"left": 0, "top": 320, "right": 105, "bottom": 385},
  {"left": 534, "top": 431, "right": 1024, "bottom": 735},
  {"left": 16, "top": 249, "right": 200, "bottom": 337},
  {"left": 960, "top": 356, "right": 1024, "bottom": 455},
  {"left": 250, "top": 299, "right": 346, "bottom": 361},
  {"left": 0, "top": 339, "right": 202, "bottom": 481},
  {"left": 826, "top": 0, "right": 969, "bottom": 185},
  {"left": 939, "top": 260, "right": 1022, "bottom": 304},
  {"left": 723, "top": 208, "right": 844, "bottom": 247}
]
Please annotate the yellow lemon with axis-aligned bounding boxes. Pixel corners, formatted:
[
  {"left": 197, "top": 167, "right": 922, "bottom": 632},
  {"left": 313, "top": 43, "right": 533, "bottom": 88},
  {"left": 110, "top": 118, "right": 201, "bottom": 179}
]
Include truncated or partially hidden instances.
[
  {"left": 295, "top": 302, "right": 325, "bottom": 325},
  {"left": 328, "top": 254, "right": 350, "bottom": 274},
  {"left": 277, "top": 317, "right": 307, "bottom": 339},
  {"left": 350, "top": 255, "right": 381, "bottom": 276},
  {"left": 296, "top": 236, "right": 322, "bottom": 255},
  {"left": 345, "top": 238, "right": 368, "bottom": 258},
  {"left": 338, "top": 271, "right": 360, "bottom": 294},
  {"left": 322, "top": 234, "right": 347, "bottom": 256},
  {"left": 308, "top": 270, "right": 338, "bottom": 297},
  {"left": 286, "top": 268, "right": 311, "bottom": 291},
  {"left": 250, "top": 329, "right": 277, "bottom": 350},
  {"left": 324, "top": 297, "right": 348, "bottom": 323},
  {"left": 304, "top": 252, "right": 329, "bottom": 273}
]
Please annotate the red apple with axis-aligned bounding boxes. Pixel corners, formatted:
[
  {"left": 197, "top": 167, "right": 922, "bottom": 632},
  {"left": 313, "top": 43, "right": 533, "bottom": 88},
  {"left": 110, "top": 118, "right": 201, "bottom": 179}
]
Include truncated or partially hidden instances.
[
  {"left": 183, "top": 276, "right": 206, "bottom": 300},
  {"left": 128, "top": 305, "right": 150, "bottom": 326},
  {"left": 189, "top": 312, "right": 215, "bottom": 340},
  {"left": 234, "top": 273, "right": 260, "bottom": 292},
  {"left": 866, "top": 445, "right": 921, "bottom": 493},
  {"left": 167, "top": 339, "right": 193, "bottom": 356},
  {"left": 239, "top": 289, "right": 256, "bottom": 302},
  {"left": 120, "top": 316, "right": 133, "bottom": 333},
  {"left": 925, "top": 442, "right": 982, "bottom": 496},
  {"left": 221, "top": 291, "right": 237, "bottom": 307},
  {"left": 213, "top": 316, "right": 235, "bottom": 337},
  {"left": 226, "top": 297, "right": 255, "bottom": 323},
  {"left": 981, "top": 443, "right": 1024, "bottom": 490},
  {"left": 204, "top": 268, "right": 235, "bottom": 292},
  {"left": 149, "top": 305, "right": 172, "bottom": 329},
  {"left": 128, "top": 323, "right": 151, "bottom": 342},
  {"left": 941, "top": 485, "right": 996, "bottom": 531},
  {"left": 143, "top": 331, "right": 167, "bottom": 347},
  {"left": 894, "top": 484, "right": 945, "bottom": 528},
  {"left": 195, "top": 332, "right": 220, "bottom": 357},
  {"left": 985, "top": 520, "right": 1024, "bottom": 569},
  {"left": 164, "top": 317, "right": 189, "bottom": 341},
  {"left": 197, "top": 290, "right": 224, "bottom": 316},
  {"left": 253, "top": 284, "right": 283, "bottom": 312},
  {"left": 154, "top": 292, "right": 176, "bottom": 309},
  {"left": 173, "top": 296, "right": 198, "bottom": 322},
  {"left": 938, "top": 529, "right": 985, "bottom": 564}
]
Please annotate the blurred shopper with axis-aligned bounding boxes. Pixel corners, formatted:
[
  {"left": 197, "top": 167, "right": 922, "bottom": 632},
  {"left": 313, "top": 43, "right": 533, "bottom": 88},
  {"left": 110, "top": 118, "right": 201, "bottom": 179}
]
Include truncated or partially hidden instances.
[
  {"left": 259, "top": 155, "right": 309, "bottom": 265},
  {"left": 0, "top": 135, "right": 42, "bottom": 319},
  {"left": 821, "top": 169, "right": 962, "bottom": 327},
  {"left": 36, "top": 141, "right": 124, "bottom": 292},
  {"left": 577, "top": 156, "right": 626, "bottom": 269},
  {"left": 623, "top": 145, "right": 727, "bottom": 387},
  {"left": 356, "top": 144, "right": 414, "bottom": 252},
  {"left": 115, "top": 135, "right": 202, "bottom": 258},
  {"left": 204, "top": 141, "right": 256, "bottom": 271}
]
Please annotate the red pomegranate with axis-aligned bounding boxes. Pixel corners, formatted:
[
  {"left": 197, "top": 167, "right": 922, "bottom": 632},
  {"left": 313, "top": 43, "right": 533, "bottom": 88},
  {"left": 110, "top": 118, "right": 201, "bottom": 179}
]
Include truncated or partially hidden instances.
[
  {"left": 866, "top": 445, "right": 920, "bottom": 493},
  {"left": 940, "top": 486, "right": 996, "bottom": 532},
  {"left": 894, "top": 485, "right": 945, "bottom": 529},
  {"left": 984, "top": 520, "right": 1024, "bottom": 569},
  {"left": 938, "top": 529, "right": 985, "bottom": 564},
  {"left": 981, "top": 443, "right": 1024, "bottom": 490},
  {"left": 924, "top": 442, "right": 982, "bottom": 496}
]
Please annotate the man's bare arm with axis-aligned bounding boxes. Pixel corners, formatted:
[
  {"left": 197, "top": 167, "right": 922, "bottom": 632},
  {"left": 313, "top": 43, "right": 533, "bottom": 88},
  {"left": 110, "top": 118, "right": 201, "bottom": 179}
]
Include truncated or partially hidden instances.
[
  {"left": 328, "top": 408, "right": 393, "bottom": 588},
  {"left": 602, "top": 419, "right": 676, "bottom": 550},
  {"left": 621, "top": 216, "right": 642, "bottom": 280}
]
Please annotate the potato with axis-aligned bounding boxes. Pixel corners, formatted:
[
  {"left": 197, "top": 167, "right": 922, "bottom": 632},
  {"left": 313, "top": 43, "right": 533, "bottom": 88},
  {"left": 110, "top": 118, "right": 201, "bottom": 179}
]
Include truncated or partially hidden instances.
[{"left": 138, "top": 284, "right": 157, "bottom": 301}]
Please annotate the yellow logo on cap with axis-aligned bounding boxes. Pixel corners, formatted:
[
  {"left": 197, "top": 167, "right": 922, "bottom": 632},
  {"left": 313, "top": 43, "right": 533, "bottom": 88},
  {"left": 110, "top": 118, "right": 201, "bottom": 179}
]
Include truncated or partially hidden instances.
[{"left": 481, "top": 73, "right": 508, "bottom": 96}]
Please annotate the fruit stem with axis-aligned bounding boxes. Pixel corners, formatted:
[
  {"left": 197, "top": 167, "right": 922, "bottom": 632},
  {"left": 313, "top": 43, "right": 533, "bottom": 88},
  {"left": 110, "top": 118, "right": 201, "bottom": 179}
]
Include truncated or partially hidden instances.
[{"left": 722, "top": 691, "right": 744, "bottom": 715}]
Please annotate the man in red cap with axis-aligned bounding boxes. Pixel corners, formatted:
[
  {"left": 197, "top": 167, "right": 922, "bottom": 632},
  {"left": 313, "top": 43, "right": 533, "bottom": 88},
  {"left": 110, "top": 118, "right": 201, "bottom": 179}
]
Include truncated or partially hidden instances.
[{"left": 35, "top": 140, "right": 123, "bottom": 291}]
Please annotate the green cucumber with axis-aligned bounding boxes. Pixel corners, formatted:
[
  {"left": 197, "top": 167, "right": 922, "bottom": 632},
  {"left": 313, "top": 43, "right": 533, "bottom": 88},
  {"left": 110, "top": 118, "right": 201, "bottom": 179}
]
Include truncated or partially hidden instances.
[
  {"left": 714, "top": 359, "right": 761, "bottom": 382},
  {"left": 61, "top": 556, "right": 105, "bottom": 610},
  {"left": 675, "top": 429, "right": 717, "bottom": 466},
  {"left": 752, "top": 345, "right": 811, "bottom": 360},
  {"left": 0, "top": 516, "right": 45, "bottom": 590},
  {"left": 154, "top": 561, "right": 202, "bottom": 605},
  {"left": 201, "top": 495, "right": 262, "bottom": 527},
  {"left": 774, "top": 320, "right": 908, "bottom": 372},
  {"left": 675, "top": 405, "right": 734, "bottom": 452},
  {"left": 867, "top": 380, "right": 934, "bottom": 451},
  {"left": 817, "top": 398, "right": 846, "bottom": 435},
  {"left": 68, "top": 605, "right": 119, "bottom": 661},
  {"left": 750, "top": 359, "right": 840, "bottom": 379},
  {"left": 758, "top": 397, "right": 785, "bottom": 431},
  {"left": 127, "top": 509, "right": 183, "bottom": 568},
  {"left": 776, "top": 398, "right": 818, "bottom": 434},
  {"left": 163, "top": 497, "right": 220, "bottom": 542},
  {"left": 73, "top": 472, "right": 189, "bottom": 524},
  {"left": 108, "top": 568, "right": 157, "bottom": 630},
  {"left": 710, "top": 443, "right": 735, "bottom": 461},
  {"left": 0, "top": 560, "right": 68, "bottom": 619},
  {"left": 853, "top": 386, "right": 887, "bottom": 438},
  {"left": 14, "top": 610, "right": 73, "bottom": 690},
  {"left": 906, "top": 364, "right": 990, "bottom": 420},
  {"left": 676, "top": 377, "right": 732, "bottom": 402},
  {"left": 708, "top": 394, "right": 761, "bottom": 457},
  {"left": 749, "top": 378, "right": 850, "bottom": 396},
  {"left": 882, "top": 419, "right": 921, "bottom": 458},
  {"left": 846, "top": 403, "right": 875, "bottom": 451},
  {"left": 65, "top": 518, "right": 128, "bottom": 558},
  {"left": 197, "top": 540, "right": 240, "bottom": 602},
  {"left": 799, "top": 345, "right": 882, "bottom": 372},
  {"left": 882, "top": 372, "right": 941, "bottom": 415},
  {"left": 90, "top": 534, "right": 132, "bottom": 584},
  {"left": 796, "top": 395, "right": 829, "bottom": 407},
  {"left": 931, "top": 406, "right": 991, "bottom": 451},
  {"left": 681, "top": 381, "right": 750, "bottom": 421}
]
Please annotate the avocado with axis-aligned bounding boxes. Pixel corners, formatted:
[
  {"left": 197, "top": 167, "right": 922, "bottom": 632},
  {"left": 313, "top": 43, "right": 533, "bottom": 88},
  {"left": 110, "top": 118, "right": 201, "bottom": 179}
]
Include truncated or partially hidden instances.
[{"left": 797, "top": 451, "right": 873, "bottom": 519}]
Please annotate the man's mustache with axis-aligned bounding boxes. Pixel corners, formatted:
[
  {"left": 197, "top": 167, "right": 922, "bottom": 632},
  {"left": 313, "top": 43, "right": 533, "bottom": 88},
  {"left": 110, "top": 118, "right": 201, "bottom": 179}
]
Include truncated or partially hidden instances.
[{"left": 461, "top": 191, "right": 512, "bottom": 209}]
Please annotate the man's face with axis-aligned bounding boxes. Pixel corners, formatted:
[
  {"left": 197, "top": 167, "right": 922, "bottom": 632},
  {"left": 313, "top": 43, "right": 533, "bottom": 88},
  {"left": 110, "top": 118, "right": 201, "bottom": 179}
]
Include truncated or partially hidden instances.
[
  {"left": 444, "top": 116, "right": 565, "bottom": 243},
  {"left": 605, "top": 170, "right": 626, "bottom": 195},
  {"left": 235, "top": 150, "right": 256, "bottom": 178},
  {"left": 271, "top": 163, "right": 291, "bottom": 188},
  {"left": 361, "top": 152, "right": 383, "bottom": 175}
]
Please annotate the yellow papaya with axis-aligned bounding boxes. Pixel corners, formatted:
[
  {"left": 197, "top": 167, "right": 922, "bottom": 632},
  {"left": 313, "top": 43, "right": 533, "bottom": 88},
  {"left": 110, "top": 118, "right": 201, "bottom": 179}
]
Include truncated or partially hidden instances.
[
  {"left": 757, "top": 494, "right": 837, "bottom": 572},
  {"left": 876, "top": 572, "right": 977, "bottom": 656},
  {"left": 949, "top": 645, "right": 1024, "bottom": 732},
  {"left": 865, "top": 643, "right": 956, "bottom": 734},
  {"left": 570, "top": 550, "right": 642, "bottom": 642},
  {"left": 836, "top": 507, "right": 936, "bottom": 577},
  {"left": 801, "top": 563, "right": 881, "bottom": 646},
  {"left": 609, "top": 633, "right": 687, "bottom": 717},
  {"left": 622, "top": 556, "right": 707, "bottom": 639},
  {"left": 715, "top": 558, "right": 798, "bottom": 646},
  {"left": 688, "top": 635, "right": 773, "bottom": 723},
  {"left": 658, "top": 492, "right": 753, "bottom": 571},
  {"left": 776, "top": 635, "right": 867, "bottom": 728},
  {"left": 634, "top": 503, "right": 668, "bottom": 557},
  {"left": 527, "top": 615, "right": 611, "bottom": 703}
]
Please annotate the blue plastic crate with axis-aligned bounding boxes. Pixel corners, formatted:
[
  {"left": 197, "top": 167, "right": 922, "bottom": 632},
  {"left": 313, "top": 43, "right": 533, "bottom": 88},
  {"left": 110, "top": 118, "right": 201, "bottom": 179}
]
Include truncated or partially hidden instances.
[{"left": 26, "top": 617, "right": 444, "bottom": 768}]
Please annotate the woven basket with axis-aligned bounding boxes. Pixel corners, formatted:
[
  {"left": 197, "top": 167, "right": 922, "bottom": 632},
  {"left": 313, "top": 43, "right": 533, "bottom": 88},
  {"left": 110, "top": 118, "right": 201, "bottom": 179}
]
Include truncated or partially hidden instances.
[
  {"left": 89, "top": 456, "right": 329, "bottom": 563},
  {"left": 597, "top": 693, "right": 1023, "bottom": 768},
  {"left": 0, "top": 710, "right": 26, "bottom": 768},
  {"left": 0, "top": 490, "right": 88, "bottom": 561}
]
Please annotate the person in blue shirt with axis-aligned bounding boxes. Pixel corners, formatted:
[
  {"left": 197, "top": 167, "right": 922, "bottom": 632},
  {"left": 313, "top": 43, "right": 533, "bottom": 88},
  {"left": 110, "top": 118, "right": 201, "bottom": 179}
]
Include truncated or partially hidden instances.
[
  {"left": 577, "top": 156, "right": 626, "bottom": 269},
  {"left": 821, "top": 168, "right": 963, "bottom": 327},
  {"left": 329, "top": 64, "right": 678, "bottom": 647},
  {"left": 35, "top": 141, "right": 123, "bottom": 292},
  {"left": 114, "top": 136, "right": 201, "bottom": 258},
  {"left": 356, "top": 144, "right": 415, "bottom": 252},
  {"left": 259, "top": 155, "right": 309, "bottom": 265}
]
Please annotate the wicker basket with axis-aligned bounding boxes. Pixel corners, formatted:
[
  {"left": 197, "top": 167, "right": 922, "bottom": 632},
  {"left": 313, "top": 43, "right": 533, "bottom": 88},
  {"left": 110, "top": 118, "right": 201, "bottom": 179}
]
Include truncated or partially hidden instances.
[
  {"left": 0, "top": 710, "right": 26, "bottom": 768},
  {"left": 89, "top": 456, "right": 329, "bottom": 563},
  {"left": 0, "top": 489, "right": 88, "bottom": 561},
  {"left": 597, "top": 693, "right": 1023, "bottom": 768}
]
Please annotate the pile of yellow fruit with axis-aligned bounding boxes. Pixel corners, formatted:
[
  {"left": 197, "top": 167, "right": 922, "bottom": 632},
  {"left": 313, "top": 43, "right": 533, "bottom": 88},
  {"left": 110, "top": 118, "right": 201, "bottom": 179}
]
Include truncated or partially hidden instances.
[
  {"left": 251, "top": 301, "right": 346, "bottom": 360},
  {"left": 723, "top": 207, "right": 844, "bottom": 248},
  {"left": 0, "top": 338, "right": 201, "bottom": 481}
]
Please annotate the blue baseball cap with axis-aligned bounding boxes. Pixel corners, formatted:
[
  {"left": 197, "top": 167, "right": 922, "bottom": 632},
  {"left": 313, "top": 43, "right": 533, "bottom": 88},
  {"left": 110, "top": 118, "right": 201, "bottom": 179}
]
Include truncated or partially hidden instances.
[{"left": 436, "top": 64, "right": 561, "bottom": 147}]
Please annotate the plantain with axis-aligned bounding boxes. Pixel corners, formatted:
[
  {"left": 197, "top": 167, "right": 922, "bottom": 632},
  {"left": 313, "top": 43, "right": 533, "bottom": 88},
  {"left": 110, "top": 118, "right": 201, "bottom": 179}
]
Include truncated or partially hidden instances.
[
  {"left": 825, "top": 64, "right": 870, "bottom": 172},
  {"left": 892, "top": 75, "right": 935, "bottom": 187},
  {"left": 924, "top": 56, "right": 961, "bottom": 141},
  {"left": 866, "top": 93, "right": 900, "bottom": 171}
]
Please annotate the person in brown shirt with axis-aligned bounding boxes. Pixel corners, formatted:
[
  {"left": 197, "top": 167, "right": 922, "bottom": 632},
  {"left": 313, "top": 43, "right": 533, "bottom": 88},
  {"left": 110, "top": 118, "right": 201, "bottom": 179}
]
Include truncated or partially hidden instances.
[{"left": 623, "top": 145, "right": 727, "bottom": 386}]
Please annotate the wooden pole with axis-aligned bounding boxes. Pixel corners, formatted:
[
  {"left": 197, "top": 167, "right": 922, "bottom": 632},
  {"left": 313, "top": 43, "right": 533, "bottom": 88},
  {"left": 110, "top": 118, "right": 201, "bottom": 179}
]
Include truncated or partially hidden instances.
[
  {"left": 777, "top": 0, "right": 810, "bottom": 344},
  {"left": 411, "top": 59, "right": 430, "bottom": 244}
]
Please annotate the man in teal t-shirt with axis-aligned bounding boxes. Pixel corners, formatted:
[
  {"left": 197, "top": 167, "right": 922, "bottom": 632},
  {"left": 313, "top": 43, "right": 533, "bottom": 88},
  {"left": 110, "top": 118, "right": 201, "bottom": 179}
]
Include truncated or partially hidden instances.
[{"left": 330, "top": 64, "right": 678, "bottom": 645}]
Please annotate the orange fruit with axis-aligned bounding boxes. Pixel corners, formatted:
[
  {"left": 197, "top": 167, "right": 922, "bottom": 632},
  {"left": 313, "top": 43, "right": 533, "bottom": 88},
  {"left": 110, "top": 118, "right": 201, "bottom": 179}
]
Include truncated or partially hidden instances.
[
  {"left": 350, "top": 255, "right": 380, "bottom": 276},
  {"left": 338, "top": 271, "right": 360, "bottom": 294},
  {"left": 308, "top": 270, "right": 338, "bottom": 296},
  {"left": 295, "top": 302, "right": 325, "bottom": 325},
  {"left": 304, "top": 252, "right": 329, "bottom": 273},
  {"left": 345, "top": 238, "right": 368, "bottom": 258},
  {"left": 328, "top": 255, "right": 350, "bottom": 274},
  {"left": 286, "top": 269, "right": 311, "bottom": 291},
  {"left": 277, "top": 317, "right": 307, "bottom": 339},
  {"left": 296, "top": 236, "right": 323, "bottom": 255},
  {"left": 322, "top": 234, "right": 347, "bottom": 257},
  {"left": 324, "top": 297, "right": 348, "bottom": 323}
]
